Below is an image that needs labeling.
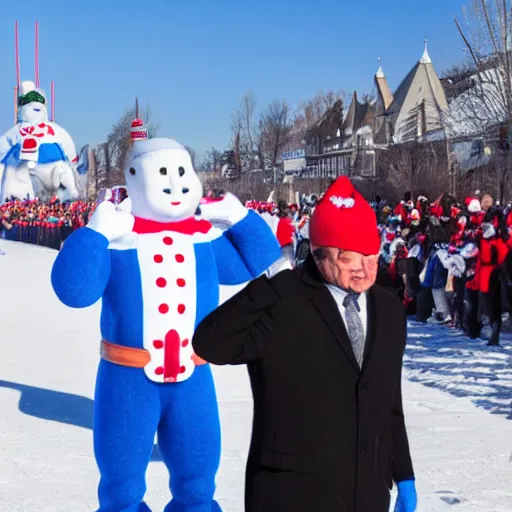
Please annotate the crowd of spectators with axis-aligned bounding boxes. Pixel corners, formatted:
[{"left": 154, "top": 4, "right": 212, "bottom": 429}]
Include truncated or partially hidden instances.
[{"left": 1, "top": 197, "right": 95, "bottom": 249}]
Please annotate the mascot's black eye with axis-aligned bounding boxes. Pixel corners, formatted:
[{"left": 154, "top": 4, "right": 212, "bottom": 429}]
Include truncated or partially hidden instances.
[
  {"left": 179, "top": 167, "right": 185, "bottom": 177},
  {"left": 129, "top": 168, "right": 136, "bottom": 175},
  {"left": 160, "top": 167, "right": 167, "bottom": 175},
  {"left": 182, "top": 187, "right": 189, "bottom": 194}
]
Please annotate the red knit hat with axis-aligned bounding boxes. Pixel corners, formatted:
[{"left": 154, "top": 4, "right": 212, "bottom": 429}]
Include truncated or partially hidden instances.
[{"left": 309, "top": 176, "right": 380, "bottom": 255}]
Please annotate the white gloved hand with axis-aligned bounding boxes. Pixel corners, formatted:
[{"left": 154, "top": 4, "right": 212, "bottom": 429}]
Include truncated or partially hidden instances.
[
  {"left": 87, "top": 200, "right": 135, "bottom": 242},
  {"left": 117, "top": 196, "right": 132, "bottom": 213},
  {"left": 199, "top": 192, "right": 248, "bottom": 228}
]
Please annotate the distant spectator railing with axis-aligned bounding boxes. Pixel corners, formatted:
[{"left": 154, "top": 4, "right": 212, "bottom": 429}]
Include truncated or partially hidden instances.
[{"left": 2, "top": 223, "right": 76, "bottom": 250}]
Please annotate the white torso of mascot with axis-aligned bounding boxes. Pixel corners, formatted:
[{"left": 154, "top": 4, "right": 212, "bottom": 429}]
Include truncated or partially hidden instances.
[
  {"left": 87, "top": 138, "right": 253, "bottom": 383},
  {"left": 0, "top": 81, "right": 78, "bottom": 203}
]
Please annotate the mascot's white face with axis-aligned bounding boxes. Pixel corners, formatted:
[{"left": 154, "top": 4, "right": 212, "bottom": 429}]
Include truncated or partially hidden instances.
[
  {"left": 125, "top": 147, "right": 203, "bottom": 222},
  {"left": 17, "top": 81, "right": 48, "bottom": 125},
  {"left": 19, "top": 100, "right": 48, "bottom": 125}
]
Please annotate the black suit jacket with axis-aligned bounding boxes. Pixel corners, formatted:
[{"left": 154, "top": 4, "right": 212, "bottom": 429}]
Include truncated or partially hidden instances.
[{"left": 193, "top": 256, "right": 414, "bottom": 512}]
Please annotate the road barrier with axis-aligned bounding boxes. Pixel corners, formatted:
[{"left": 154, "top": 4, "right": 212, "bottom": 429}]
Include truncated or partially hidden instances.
[{"left": 2, "top": 224, "right": 75, "bottom": 250}]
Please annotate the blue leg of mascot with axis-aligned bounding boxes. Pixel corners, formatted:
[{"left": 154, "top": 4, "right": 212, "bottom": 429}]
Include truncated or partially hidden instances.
[{"left": 94, "top": 362, "right": 221, "bottom": 512}]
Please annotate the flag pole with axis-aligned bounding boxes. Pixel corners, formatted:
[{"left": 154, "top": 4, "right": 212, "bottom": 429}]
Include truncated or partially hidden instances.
[
  {"left": 14, "top": 21, "right": 20, "bottom": 123},
  {"left": 35, "top": 21, "right": 40, "bottom": 88},
  {"left": 14, "top": 86, "right": 18, "bottom": 123},
  {"left": 51, "top": 81, "right": 55, "bottom": 121},
  {"left": 15, "top": 20, "right": 20, "bottom": 88}
]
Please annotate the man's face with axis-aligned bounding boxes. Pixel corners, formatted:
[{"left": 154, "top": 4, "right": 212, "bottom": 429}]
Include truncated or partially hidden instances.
[
  {"left": 313, "top": 247, "right": 378, "bottom": 293},
  {"left": 481, "top": 194, "right": 494, "bottom": 211}
]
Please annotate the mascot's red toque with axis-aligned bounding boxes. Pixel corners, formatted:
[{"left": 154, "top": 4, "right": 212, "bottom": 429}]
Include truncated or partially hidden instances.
[{"left": 310, "top": 176, "right": 380, "bottom": 255}]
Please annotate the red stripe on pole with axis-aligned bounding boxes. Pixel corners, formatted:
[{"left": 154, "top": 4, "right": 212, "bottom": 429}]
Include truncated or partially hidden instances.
[
  {"left": 15, "top": 20, "right": 20, "bottom": 88},
  {"left": 51, "top": 81, "right": 55, "bottom": 121},
  {"left": 14, "top": 86, "right": 18, "bottom": 123},
  {"left": 35, "top": 21, "right": 39, "bottom": 88}
]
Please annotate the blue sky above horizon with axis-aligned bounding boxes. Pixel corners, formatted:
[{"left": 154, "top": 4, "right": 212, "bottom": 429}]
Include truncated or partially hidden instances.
[{"left": 0, "top": 0, "right": 470, "bottom": 161}]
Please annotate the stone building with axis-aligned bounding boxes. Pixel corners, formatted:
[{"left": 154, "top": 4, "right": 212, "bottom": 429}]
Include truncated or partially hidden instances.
[
  {"left": 293, "top": 42, "right": 450, "bottom": 180},
  {"left": 382, "top": 42, "right": 448, "bottom": 144}
]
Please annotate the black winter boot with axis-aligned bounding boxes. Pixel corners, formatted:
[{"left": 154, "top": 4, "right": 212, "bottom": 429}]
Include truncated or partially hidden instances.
[{"left": 487, "top": 321, "right": 501, "bottom": 346}]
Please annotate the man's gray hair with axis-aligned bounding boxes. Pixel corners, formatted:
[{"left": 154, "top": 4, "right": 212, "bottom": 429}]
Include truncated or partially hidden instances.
[{"left": 312, "top": 247, "right": 327, "bottom": 260}]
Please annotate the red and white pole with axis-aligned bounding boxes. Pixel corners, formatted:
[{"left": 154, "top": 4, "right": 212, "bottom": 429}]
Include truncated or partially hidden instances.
[
  {"left": 51, "top": 81, "right": 55, "bottom": 121},
  {"left": 15, "top": 20, "right": 20, "bottom": 88},
  {"left": 14, "top": 86, "right": 18, "bottom": 123},
  {"left": 35, "top": 21, "right": 40, "bottom": 88}
]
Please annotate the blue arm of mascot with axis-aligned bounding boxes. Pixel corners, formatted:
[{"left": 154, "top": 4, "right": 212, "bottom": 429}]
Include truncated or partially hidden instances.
[{"left": 51, "top": 135, "right": 282, "bottom": 512}]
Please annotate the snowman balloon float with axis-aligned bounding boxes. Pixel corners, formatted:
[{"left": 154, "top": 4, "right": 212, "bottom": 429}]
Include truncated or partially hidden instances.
[
  {"left": 0, "top": 80, "right": 79, "bottom": 203},
  {"left": 51, "top": 120, "right": 284, "bottom": 512}
]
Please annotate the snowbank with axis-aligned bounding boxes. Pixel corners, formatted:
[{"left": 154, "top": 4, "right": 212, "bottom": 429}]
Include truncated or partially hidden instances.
[{"left": 0, "top": 240, "right": 510, "bottom": 511}]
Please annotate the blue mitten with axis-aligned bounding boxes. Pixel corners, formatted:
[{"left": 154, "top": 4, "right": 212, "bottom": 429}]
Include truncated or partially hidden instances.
[{"left": 394, "top": 480, "right": 417, "bottom": 512}]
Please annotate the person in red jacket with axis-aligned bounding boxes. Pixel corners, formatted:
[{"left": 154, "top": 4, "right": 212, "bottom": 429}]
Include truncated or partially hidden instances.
[
  {"left": 478, "top": 221, "right": 509, "bottom": 345},
  {"left": 394, "top": 191, "right": 414, "bottom": 225},
  {"left": 276, "top": 214, "right": 294, "bottom": 247},
  {"left": 276, "top": 201, "right": 296, "bottom": 266}
]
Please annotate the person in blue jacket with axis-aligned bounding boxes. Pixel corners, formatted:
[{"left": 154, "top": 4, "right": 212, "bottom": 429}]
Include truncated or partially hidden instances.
[{"left": 51, "top": 130, "right": 282, "bottom": 512}]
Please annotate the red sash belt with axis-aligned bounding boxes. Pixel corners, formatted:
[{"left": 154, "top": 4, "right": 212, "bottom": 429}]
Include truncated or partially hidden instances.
[{"left": 100, "top": 340, "right": 207, "bottom": 368}]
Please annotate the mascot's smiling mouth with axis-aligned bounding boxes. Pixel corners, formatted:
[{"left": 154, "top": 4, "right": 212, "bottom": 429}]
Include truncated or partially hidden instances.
[{"left": 162, "top": 190, "right": 181, "bottom": 204}]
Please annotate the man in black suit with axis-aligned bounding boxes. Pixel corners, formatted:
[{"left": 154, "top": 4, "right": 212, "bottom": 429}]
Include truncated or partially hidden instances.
[{"left": 193, "top": 177, "right": 417, "bottom": 512}]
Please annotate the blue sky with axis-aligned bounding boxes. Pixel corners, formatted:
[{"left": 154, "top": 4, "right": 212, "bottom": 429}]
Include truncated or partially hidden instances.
[{"left": 0, "top": 0, "right": 470, "bottom": 161}]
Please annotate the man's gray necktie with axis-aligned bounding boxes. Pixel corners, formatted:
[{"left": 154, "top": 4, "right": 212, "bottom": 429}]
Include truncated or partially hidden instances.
[{"left": 343, "top": 291, "right": 365, "bottom": 368}]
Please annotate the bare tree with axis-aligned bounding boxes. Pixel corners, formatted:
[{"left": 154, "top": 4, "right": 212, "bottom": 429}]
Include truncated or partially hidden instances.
[
  {"left": 92, "top": 104, "right": 158, "bottom": 195},
  {"left": 295, "top": 90, "right": 345, "bottom": 131},
  {"left": 450, "top": 0, "right": 512, "bottom": 201},
  {"left": 199, "top": 148, "right": 223, "bottom": 173},
  {"left": 282, "top": 90, "right": 346, "bottom": 157},
  {"left": 184, "top": 146, "right": 197, "bottom": 168},
  {"left": 360, "top": 92, "right": 376, "bottom": 104},
  {"left": 304, "top": 99, "right": 344, "bottom": 158},
  {"left": 231, "top": 91, "right": 262, "bottom": 173},
  {"left": 260, "top": 99, "right": 293, "bottom": 170},
  {"left": 379, "top": 141, "right": 449, "bottom": 200}
]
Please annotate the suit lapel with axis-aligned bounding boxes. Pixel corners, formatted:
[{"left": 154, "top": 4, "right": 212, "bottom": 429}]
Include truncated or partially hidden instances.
[{"left": 301, "top": 257, "right": 360, "bottom": 373}]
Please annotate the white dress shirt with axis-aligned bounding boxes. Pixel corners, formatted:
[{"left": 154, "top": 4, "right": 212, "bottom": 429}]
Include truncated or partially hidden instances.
[{"left": 325, "top": 285, "right": 368, "bottom": 340}]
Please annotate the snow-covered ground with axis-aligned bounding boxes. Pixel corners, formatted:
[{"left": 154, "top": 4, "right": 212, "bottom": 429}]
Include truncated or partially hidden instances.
[{"left": 0, "top": 239, "right": 510, "bottom": 511}]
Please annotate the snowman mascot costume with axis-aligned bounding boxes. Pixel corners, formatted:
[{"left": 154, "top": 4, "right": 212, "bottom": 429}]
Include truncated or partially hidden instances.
[{"left": 51, "top": 124, "right": 282, "bottom": 512}]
